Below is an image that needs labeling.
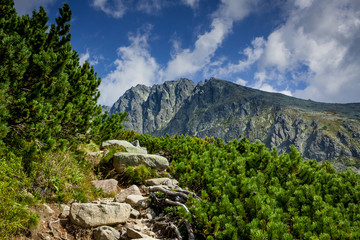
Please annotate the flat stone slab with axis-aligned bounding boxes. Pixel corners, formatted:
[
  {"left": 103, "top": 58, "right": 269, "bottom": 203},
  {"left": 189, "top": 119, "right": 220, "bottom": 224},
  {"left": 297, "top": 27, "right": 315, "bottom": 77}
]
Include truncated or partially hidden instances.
[
  {"left": 113, "top": 153, "right": 169, "bottom": 172},
  {"left": 70, "top": 202, "right": 131, "bottom": 228},
  {"left": 101, "top": 140, "right": 147, "bottom": 154}
]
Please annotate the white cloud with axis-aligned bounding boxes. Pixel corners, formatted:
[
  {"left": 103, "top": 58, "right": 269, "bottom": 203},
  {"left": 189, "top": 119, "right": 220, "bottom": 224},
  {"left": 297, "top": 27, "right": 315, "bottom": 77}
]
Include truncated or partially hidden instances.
[
  {"left": 14, "top": 0, "right": 55, "bottom": 15},
  {"left": 235, "top": 78, "right": 248, "bottom": 86},
  {"left": 163, "top": 0, "right": 256, "bottom": 80},
  {"left": 208, "top": 37, "right": 265, "bottom": 77},
  {"left": 98, "top": 28, "right": 160, "bottom": 106},
  {"left": 79, "top": 49, "right": 99, "bottom": 66},
  {"left": 259, "top": 0, "right": 360, "bottom": 103},
  {"left": 136, "top": 0, "right": 165, "bottom": 14},
  {"left": 92, "top": 0, "right": 126, "bottom": 18},
  {"left": 79, "top": 51, "right": 90, "bottom": 66},
  {"left": 206, "top": 0, "right": 360, "bottom": 103},
  {"left": 181, "top": 0, "right": 200, "bottom": 9}
]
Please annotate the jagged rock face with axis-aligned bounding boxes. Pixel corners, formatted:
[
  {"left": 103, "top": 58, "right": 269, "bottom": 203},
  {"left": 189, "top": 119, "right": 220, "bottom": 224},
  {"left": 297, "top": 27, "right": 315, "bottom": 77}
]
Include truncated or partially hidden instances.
[
  {"left": 110, "top": 78, "right": 360, "bottom": 164},
  {"left": 110, "top": 78, "right": 196, "bottom": 134}
]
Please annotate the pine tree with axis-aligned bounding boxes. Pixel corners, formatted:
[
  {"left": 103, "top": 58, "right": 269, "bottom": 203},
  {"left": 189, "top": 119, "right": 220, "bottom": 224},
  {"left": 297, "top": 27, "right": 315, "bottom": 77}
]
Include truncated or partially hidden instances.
[{"left": 0, "top": 1, "right": 111, "bottom": 151}]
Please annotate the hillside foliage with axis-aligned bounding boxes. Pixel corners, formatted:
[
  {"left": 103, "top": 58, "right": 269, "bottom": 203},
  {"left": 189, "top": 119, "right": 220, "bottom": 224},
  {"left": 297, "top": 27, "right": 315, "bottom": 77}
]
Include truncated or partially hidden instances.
[
  {"left": 0, "top": 1, "right": 125, "bottom": 237},
  {"left": 121, "top": 132, "right": 360, "bottom": 239},
  {"left": 1, "top": 1, "right": 360, "bottom": 239}
]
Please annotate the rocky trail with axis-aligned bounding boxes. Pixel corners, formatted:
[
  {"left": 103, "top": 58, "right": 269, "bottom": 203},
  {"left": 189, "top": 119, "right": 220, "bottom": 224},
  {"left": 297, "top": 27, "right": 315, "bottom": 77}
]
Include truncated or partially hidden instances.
[{"left": 21, "top": 140, "right": 197, "bottom": 240}]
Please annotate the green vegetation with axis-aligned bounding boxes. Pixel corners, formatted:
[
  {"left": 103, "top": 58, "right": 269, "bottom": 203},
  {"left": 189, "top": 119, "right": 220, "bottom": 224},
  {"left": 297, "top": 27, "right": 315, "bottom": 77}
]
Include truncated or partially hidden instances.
[
  {"left": 119, "top": 132, "right": 360, "bottom": 239},
  {"left": 1, "top": 1, "right": 360, "bottom": 239},
  {"left": 0, "top": 1, "right": 125, "bottom": 237}
]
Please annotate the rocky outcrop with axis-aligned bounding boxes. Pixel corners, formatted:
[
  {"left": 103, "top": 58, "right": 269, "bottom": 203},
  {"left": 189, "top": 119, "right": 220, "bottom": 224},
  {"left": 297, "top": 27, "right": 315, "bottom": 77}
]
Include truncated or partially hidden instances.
[
  {"left": 110, "top": 78, "right": 196, "bottom": 134},
  {"left": 110, "top": 78, "right": 360, "bottom": 169}
]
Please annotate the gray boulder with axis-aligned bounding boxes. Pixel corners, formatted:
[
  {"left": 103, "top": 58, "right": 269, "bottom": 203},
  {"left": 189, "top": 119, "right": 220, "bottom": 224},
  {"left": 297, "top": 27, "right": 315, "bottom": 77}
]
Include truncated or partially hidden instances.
[
  {"left": 93, "top": 226, "right": 120, "bottom": 240},
  {"left": 101, "top": 140, "right": 147, "bottom": 154},
  {"left": 70, "top": 202, "right": 131, "bottom": 228},
  {"left": 113, "top": 153, "right": 169, "bottom": 172}
]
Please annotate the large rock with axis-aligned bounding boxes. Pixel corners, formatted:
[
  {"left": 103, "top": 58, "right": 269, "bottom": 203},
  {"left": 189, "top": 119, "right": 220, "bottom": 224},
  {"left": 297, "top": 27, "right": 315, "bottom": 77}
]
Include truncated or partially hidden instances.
[
  {"left": 70, "top": 202, "right": 131, "bottom": 228},
  {"left": 101, "top": 140, "right": 147, "bottom": 154},
  {"left": 93, "top": 226, "right": 120, "bottom": 240},
  {"left": 91, "top": 179, "right": 119, "bottom": 195},
  {"left": 113, "top": 153, "right": 169, "bottom": 172},
  {"left": 114, "top": 185, "right": 142, "bottom": 203}
]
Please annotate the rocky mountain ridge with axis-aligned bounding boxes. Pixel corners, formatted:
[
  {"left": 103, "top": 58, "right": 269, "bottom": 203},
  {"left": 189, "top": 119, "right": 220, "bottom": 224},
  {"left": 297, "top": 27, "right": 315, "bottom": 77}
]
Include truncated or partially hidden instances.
[{"left": 110, "top": 78, "right": 360, "bottom": 168}]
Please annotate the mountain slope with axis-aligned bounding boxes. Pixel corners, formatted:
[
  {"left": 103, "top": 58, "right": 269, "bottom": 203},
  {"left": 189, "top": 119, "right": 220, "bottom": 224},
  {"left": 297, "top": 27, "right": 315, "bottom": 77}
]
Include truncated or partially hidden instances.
[{"left": 110, "top": 78, "right": 360, "bottom": 167}]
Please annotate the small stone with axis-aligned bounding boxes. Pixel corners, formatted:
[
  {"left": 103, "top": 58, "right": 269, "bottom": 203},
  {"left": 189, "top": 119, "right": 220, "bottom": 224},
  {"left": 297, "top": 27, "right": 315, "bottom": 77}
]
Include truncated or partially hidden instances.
[
  {"left": 126, "top": 195, "right": 150, "bottom": 209},
  {"left": 114, "top": 185, "right": 142, "bottom": 203},
  {"left": 144, "top": 208, "right": 156, "bottom": 219},
  {"left": 127, "top": 227, "right": 149, "bottom": 239},
  {"left": 34, "top": 203, "right": 54, "bottom": 218},
  {"left": 59, "top": 205, "right": 70, "bottom": 218},
  {"left": 93, "top": 226, "right": 120, "bottom": 240},
  {"left": 130, "top": 209, "right": 141, "bottom": 219},
  {"left": 145, "top": 178, "right": 178, "bottom": 189}
]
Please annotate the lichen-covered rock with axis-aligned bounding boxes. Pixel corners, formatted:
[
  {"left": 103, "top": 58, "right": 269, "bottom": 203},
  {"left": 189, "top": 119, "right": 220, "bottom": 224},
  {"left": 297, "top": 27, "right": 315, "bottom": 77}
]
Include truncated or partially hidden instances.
[
  {"left": 101, "top": 140, "right": 147, "bottom": 154},
  {"left": 113, "top": 153, "right": 169, "bottom": 172},
  {"left": 69, "top": 202, "right": 131, "bottom": 228}
]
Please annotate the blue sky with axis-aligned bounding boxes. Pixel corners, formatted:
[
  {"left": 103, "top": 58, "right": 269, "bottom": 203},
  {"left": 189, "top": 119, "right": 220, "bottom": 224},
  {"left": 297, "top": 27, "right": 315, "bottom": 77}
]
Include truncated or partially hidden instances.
[{"left": 14, "top": 0, "right": 360, "bottom": 106}]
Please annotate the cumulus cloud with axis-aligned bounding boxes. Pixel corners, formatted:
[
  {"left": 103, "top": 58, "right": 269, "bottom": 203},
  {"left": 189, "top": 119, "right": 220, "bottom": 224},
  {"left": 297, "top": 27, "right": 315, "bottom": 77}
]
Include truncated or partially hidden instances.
[
  {"left": 259, "top": 0, "right": 360, "bottom": 102},
  {"left": 92, "top": 0, "right": 126, "bottom": 18},
  {"left": 92, "top": 0, "right": 197, "bottom": 18},
  {"left": 181, "top": 0, "right": 200, "bottom": 9},
  {"left": 14, "top": 0, "right": 55, "bottom": 15},
  {"left": 79, "top": 49, "right": 100, "bottom": 66},
  {"left": 163, "top": 0, "right": 256, "bottom": 80},
  {"left": 98, "top": 27, "right": 160, "bottom": 106},
  {"left": 206, "top": 0, "right": 360, "bottom": 103}
]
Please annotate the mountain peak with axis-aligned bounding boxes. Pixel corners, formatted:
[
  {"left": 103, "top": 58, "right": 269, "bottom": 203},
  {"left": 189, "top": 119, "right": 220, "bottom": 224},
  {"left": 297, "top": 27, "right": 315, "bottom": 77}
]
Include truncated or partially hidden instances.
[{"left": 110, "top": 78, "right": 360, "bottom": 167}]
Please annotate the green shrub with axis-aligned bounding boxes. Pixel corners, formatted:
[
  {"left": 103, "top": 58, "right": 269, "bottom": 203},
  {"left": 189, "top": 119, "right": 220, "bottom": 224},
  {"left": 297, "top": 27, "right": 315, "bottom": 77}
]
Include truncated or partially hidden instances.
[{"left": 0, "top": 151, "right": 39, "bottom": 238}]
